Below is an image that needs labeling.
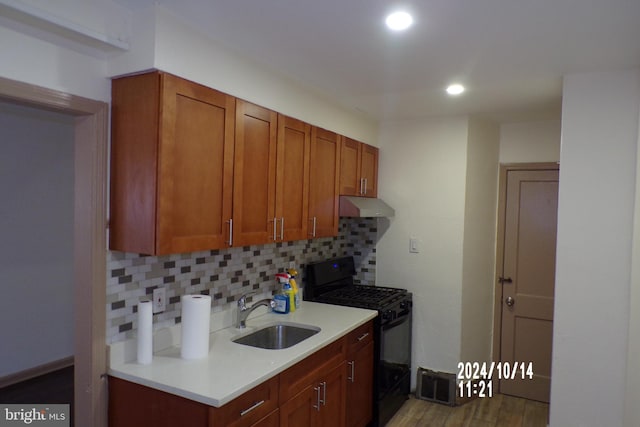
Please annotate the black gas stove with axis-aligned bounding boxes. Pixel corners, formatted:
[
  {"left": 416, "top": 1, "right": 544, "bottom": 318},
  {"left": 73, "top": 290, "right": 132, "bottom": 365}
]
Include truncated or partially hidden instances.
[{"left": 305, "top": 256, "right": 412, "bottom": 427}]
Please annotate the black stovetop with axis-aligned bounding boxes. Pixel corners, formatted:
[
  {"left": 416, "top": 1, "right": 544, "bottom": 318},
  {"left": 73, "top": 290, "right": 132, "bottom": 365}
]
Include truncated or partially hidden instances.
[{"left": 313, "top": 284, "right": 408, "bottom": 310}]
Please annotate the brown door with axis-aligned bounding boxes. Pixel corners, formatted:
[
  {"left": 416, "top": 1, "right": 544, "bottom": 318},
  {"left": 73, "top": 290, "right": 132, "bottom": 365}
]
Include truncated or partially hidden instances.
[
  {"left": 279, "top": 385, "right": 318, "bottom": 427},
  {"left": 276, "top": 114, "right": 311, "bottom": 241},
  {"left": 233, "top": 100, "right": 277, "bottom": 246},
  {"left": 158, "top": 73, "right": 235, "bottom": 254},
  {"left": 316, "top": 363, "right": 347, "bottom": 427},
  {"left": 308, "top": 127, "right": 341, "bottom": 238},
  {"left": 339, "top": 137, "right": 361, "bottom": 196},
  {"left": 346, "top": 341, "right": 374, "bottom": 427},
  {"left": 360, "top": 144, "right": 378, "bottom": 197},
  {"left": 497, "top": 166, "right": 558, "bottom": 402}
]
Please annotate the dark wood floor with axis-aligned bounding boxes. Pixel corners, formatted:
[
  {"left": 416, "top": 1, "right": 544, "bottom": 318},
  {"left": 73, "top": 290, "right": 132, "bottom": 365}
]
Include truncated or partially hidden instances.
[
  {"left": 387, "top": 394, "right": 549, "bottom": 427},
  {"left": 0, "top": 366, "right": 74, "bottom": 425}
]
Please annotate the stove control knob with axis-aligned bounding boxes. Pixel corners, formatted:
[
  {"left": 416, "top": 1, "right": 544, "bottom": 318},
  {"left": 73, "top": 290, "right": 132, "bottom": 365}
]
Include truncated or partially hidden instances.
[
  {"left": 400, "top": 301, "right": 411, "bottom": 310},
  {"left": 383, "top": 309, "right": 396, "bottom": 321}
]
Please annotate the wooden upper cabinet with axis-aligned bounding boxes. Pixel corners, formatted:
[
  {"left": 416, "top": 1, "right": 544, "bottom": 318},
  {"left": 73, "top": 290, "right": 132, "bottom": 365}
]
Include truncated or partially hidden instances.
[
  {"left": 308, "top": 127, "right": 341, "bottom": 238},
  {"left": 360, "top": 143, "right": 378, "bottom": 197},
  {"left": 233, "top": 100, "right": 277, "bottom": 246},
  {"left": 339, "top": 138, "right": 378, "bottom": 198},
  {"left": 276, "top": 115, "right": 311, "bottom": 242},
  {"left": 339, "top": 137, "right": 361, "bottom": 196},
  {"left": 110, "top": 71, "right": 235, "bottom": 255}
]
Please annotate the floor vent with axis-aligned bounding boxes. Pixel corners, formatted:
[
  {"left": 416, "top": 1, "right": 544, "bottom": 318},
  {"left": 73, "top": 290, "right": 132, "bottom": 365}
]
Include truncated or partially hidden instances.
[{"left": 415, "top": 368, "right": 456, "bottom": 406}]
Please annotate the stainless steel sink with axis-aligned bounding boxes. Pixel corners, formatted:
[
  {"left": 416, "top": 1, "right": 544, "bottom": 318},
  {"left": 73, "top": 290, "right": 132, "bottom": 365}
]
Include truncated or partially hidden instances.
[{"left": 232, "top": 322, "right": 321, "bottom": 350}]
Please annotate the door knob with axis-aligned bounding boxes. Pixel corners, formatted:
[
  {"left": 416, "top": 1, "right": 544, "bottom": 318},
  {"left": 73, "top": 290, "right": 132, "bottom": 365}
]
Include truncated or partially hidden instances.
[{"left": 505, "top": 296, "right": 515, "bottom": 307}]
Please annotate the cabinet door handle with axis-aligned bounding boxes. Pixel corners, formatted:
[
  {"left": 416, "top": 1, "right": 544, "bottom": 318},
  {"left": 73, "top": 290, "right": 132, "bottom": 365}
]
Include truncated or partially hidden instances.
[
  {"left": 313, "top": 386, "right": 321, "bottom": 411},
  {"left": 321, "top": 381, "right": 326, "bottom": 406},
  {"left": 357, "top": 332, "right": 369, "bottom": 342},
  {"left": 280, "top": 217, "right": 284, "bottom": 241},
  {"left": 240, "top": 400, "right": 265, "bottom": 417},
  {"left": 272, "top": 217, "right": 277, "bottom": 241},
  {"left": 364, "top": 178, "right": 368, "bottom": 195},
  {"left": 309, "top": 217, "right": 317, "bottom": 237},
  {"left": 226, "top": 219, "right": 233, "bottom": 246},
  {"left": 360, "top": 178, "right": 364, "bottom": 195},
  {"left": 348, "top": 361, "right": 355, "bottom": 383}
]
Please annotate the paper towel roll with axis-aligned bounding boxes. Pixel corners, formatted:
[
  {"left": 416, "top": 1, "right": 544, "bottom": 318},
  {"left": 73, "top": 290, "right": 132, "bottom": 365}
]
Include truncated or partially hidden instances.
[
  {"left": 137, "top": 300, "right": 153, "bottom": 364},
  {"left": 180, "top": 295, "right": 212, "bottom": 359}
]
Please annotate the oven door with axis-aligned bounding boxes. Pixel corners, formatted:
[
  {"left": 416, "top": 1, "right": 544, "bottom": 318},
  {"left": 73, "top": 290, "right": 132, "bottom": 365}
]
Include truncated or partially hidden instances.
[{"left": 378, "top": 300, "right": 412, "bottom": 424}]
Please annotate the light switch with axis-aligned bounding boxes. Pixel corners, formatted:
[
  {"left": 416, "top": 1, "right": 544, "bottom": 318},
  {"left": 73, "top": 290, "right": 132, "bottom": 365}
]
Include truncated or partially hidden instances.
[{"left": 410, "top": 238, "right": 420, "bottom": 253}]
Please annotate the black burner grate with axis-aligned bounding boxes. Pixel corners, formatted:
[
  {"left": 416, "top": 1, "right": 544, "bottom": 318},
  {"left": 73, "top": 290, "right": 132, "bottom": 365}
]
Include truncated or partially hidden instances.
[{"left": 315, "top": 285, "right": 407, "bottom": 310}]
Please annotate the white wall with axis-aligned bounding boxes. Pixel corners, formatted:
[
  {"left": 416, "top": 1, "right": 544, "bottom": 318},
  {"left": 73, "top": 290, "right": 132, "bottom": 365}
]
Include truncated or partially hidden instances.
[
  {"left": 109, "top": 5, "right": 378, "bottom": 145},
  {"left": 377, "top": 116, "right": 469, "bottom": 378},
  {"left": 1, "top": 2, "right": 376, "bottom": 143},
  {"left": 460, "top": 118, "right": 500, "bottom": 363},
  {"left": 500, "top": 120, "right": 561, "bottom": 163},
  {"left": 626, "top": 103, "right": 640, "bottom": 427},
  {"left": 0, "top": 101, "right": 75, "bottom": 377},
  {"left": 551, "top": 69, "right": 640, "bottom": 427},
  {"left": 0, "top": 7, "right": 112, "bottom": 101}
]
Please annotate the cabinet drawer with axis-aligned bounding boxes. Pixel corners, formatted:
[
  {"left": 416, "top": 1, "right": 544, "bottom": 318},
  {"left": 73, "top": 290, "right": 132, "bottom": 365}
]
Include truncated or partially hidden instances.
[
  {"left": 209, "top": 376, "right": 279, "bottom": 427},
  {"left": 278, "top": 337, "right": 346, "bottom": 402},
  {"left": 346, "top": 321, "right": 373, "bottom": 356}
]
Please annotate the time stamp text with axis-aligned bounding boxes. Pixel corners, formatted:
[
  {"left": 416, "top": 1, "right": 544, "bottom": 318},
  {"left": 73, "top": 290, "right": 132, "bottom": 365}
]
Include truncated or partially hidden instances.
[{"left": 457, "top": 361, "right": 534, "bottom": 398}]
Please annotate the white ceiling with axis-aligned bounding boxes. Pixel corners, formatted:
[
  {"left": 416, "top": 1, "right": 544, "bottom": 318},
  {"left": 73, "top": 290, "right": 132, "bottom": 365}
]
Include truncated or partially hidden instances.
[{"left": 116, "top": 0, "right": 640, "bottom": 122}]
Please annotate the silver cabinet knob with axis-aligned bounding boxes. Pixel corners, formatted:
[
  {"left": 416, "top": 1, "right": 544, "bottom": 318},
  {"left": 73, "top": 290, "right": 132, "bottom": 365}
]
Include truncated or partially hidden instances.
[{"left": 505, "top": 296, "right": 515, "bottom": 307}]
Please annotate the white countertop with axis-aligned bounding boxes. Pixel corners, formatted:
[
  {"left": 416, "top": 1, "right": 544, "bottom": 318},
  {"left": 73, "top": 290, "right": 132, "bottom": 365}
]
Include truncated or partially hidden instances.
[{"left": 108, "top": 302, "right": 377, "bottom": 407}]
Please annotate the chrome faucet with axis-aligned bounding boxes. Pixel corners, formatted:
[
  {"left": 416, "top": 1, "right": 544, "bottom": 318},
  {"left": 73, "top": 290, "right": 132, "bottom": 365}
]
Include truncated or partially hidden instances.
[{"left": 236, "top": 293, "right": 274, "bottom": 329}]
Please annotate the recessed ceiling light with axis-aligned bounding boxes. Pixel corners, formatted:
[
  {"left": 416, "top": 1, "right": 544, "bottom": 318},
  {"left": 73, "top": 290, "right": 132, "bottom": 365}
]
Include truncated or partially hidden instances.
[
  {"left": 446, "top": 84, "right": 465, "bottom": 95},
  {"left": 385, "top": 11, "right": 413, "bottom": 31}
]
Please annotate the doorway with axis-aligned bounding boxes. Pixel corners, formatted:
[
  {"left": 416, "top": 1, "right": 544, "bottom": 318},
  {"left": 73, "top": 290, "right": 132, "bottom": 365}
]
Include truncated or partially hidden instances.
[
  {"left": 0, "top": 77, "right": 108, "bottom": 427},
  {"left": 493, "top": 163, "right": 559, "bottom": 403}
]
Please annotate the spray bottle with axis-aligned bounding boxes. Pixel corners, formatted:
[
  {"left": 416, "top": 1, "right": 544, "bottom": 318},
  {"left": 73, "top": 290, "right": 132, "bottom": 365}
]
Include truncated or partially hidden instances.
[
  {"left": 275, "top": 273, "right": 295, "bottom": 313},
  {"left": 273, "top": 273, "right": 290, "bottom": 314}
]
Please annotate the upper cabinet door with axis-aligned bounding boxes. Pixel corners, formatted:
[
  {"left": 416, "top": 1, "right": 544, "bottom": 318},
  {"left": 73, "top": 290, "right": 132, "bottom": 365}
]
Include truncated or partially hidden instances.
[
  {"left": 360, "top": 144, "right": 378, "bottom": 197},
  {"left": 157, "top": 73, "right": 235, "bottom": 254},
  {"left": 339, "top": 139, "right": 378, "bottom": 198},
  {"left": 339, "top": 137, "right": 362, "bottom": 196},
  {"left": 309, "top": 127, "right": 341, "bottom": 238},
  {"left": 233, "top": 100, "right": 278, "bottom": 246},
  {"left": 109, "top": 71, "right": 235, "bottom": 255},
  {"left": 276, "top": 115, "right": 311, "bottom": 242}
]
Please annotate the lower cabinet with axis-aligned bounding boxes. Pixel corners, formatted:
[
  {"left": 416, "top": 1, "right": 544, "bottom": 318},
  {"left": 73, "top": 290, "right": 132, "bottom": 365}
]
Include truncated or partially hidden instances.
[
  {"left": 280, "top": 362, "right": 346, "bottom": 427},
  {"left": 108, "top": 321, "right": 372, "bottom": 427},
  {"left": 109, "top": 376, "right": 209, "bottom": 427},
  {"left": 345, "top": 321, "right": 375, "bottom": 427},
  {"left": 209, "top": 376, "right": 279, "bottom": 427},
  {"left": 346, "top": 342, "right": 374, "bottom": 427}
]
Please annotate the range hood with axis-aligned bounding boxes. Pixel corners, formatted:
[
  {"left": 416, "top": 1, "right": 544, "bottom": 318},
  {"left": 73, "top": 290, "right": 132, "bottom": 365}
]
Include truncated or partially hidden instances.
[{"left": 339, "top": 196, "right": 395, "bottom": 218}]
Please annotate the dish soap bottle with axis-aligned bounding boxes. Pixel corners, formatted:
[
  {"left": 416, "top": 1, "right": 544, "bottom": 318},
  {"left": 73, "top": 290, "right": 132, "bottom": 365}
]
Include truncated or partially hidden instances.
[{"left": 287, "top": 267, "right": 301, "bottom": 310}]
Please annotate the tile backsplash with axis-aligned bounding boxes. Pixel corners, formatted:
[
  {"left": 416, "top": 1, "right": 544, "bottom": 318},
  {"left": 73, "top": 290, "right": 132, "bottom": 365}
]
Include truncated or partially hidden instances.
[{"left": 106, "top": 218, "right": 377, "bottom": 343}]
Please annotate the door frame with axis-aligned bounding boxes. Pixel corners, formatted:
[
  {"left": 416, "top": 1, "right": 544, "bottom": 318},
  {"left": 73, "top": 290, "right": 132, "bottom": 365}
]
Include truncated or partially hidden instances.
[
  {"left": 492, "top": 162, "right": 559, "bottom": 389},
  {"left": 0, "top": 76, "right": 108, "bottom": 427}
]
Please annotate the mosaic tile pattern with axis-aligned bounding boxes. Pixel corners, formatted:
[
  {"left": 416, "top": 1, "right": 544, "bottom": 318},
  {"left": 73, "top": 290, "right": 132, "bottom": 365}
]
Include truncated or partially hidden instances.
[{"left": 106, "top": 218, "right": 378, "bottom": 343}]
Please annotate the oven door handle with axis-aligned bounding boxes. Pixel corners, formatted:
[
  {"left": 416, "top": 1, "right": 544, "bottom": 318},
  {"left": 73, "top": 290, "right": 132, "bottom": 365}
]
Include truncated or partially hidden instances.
[{"left": 382, "top": 313, "right": 411, "bottom": 329}]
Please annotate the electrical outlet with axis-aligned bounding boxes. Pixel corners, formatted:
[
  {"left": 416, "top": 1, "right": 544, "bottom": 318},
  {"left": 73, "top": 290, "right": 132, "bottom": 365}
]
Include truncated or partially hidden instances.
[
  {"left": 289, "top": 261, "right": 295, "bottom": 269},
  {"left": 153, "top": 287, "right": 166, "bottom": 313}
]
